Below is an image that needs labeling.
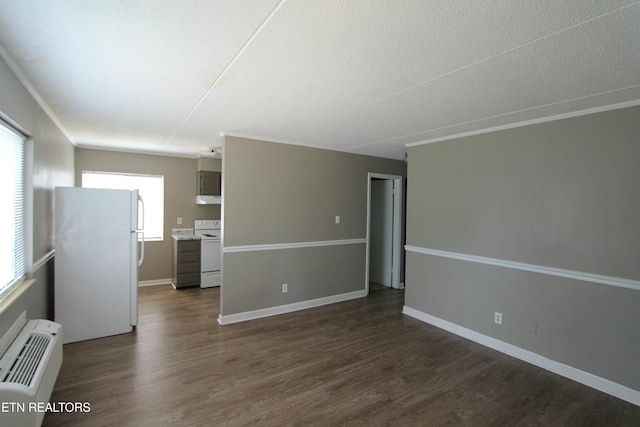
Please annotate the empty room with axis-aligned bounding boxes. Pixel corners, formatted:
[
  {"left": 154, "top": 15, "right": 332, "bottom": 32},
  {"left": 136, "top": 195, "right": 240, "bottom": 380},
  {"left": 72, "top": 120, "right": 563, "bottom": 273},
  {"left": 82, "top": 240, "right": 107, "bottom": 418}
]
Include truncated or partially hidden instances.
[{"left": 0, "top": 1, "right": 639, "bottom": 426}]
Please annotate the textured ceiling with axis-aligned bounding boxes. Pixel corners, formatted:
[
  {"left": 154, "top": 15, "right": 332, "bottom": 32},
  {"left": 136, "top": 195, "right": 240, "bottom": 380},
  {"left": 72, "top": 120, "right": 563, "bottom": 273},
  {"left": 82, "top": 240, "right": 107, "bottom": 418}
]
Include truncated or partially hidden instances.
[{"left": 0, "top": 0, "right": 639, "bottom": 159}]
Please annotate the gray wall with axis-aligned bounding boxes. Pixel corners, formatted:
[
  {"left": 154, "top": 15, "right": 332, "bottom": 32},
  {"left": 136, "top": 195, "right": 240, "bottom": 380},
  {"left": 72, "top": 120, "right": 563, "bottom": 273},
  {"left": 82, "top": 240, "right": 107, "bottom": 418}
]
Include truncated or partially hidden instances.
[
  {"left": 405, "top": 106, "right": 640, "bottom": 391},
  {"left": 0, "top": 55, "right": 74, "bottom": 330},
  {"left": 222, "top": 136, "right": 406, "bottom": 315},
  {"left": 75, "top": 148, "right": 221, "bottom": 282}
]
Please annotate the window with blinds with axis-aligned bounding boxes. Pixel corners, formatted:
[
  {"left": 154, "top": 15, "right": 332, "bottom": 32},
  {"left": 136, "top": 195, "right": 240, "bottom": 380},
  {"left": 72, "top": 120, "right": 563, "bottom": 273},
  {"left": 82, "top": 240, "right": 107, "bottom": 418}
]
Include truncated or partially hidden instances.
[{"left": 0, "top": 122, "right": 26, "bottom": 299}]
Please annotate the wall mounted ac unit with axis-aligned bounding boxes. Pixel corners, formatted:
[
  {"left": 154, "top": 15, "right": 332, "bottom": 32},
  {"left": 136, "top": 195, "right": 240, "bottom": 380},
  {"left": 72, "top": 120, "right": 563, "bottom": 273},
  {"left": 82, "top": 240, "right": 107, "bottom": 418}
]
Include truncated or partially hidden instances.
[{"left": 0, "top": 312, "right": 62, "bottom": 427}]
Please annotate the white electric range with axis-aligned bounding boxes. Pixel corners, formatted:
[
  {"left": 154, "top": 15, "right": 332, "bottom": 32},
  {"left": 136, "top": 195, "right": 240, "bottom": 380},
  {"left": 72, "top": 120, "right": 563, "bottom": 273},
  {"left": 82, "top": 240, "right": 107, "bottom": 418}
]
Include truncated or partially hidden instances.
[{"left": 194, "top": 220, "right": 221, "bottom": 288}]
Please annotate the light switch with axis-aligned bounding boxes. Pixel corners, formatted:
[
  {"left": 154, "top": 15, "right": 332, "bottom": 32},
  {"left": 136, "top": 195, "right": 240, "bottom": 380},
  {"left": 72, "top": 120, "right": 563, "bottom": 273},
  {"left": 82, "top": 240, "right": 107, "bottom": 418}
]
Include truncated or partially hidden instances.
[{"left": 335, "top": 215, "right": 341, "bottom": 224}]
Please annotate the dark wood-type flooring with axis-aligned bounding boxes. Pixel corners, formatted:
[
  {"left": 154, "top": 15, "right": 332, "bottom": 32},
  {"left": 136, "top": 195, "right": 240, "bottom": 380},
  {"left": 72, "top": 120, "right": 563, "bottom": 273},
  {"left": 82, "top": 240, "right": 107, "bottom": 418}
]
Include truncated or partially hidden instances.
[{"left": 44, "top": 285, "right": 640, "bottom": 426}]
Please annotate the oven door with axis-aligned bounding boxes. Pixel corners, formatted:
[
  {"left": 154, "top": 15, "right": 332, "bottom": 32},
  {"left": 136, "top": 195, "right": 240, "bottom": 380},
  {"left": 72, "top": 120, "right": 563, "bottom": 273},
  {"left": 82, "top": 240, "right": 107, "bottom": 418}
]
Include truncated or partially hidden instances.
[{"left": 201, "top": 238, "right": 221, "bottom": 272}]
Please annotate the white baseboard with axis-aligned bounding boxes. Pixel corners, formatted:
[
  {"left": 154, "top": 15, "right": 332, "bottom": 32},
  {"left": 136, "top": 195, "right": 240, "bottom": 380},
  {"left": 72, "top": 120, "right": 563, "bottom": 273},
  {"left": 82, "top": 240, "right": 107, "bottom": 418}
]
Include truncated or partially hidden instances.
[
  {"left": 402, "top": 306, "right": 640, "bottom": 407},
  {"left": 218, "top": 289, "right": 368, "bottom": 325},
  {"left": 392, "top": 282, "right": 405, "bottom": 290},
  {"left": 138, "top": 278, "right": 172, "bottom": 287}
]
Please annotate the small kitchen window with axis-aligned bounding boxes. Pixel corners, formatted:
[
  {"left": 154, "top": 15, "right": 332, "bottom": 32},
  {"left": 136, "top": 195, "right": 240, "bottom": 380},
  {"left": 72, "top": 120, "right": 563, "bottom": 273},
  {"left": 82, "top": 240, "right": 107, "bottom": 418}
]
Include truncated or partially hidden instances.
[{"left": 82, "top": 171, "right": 164, "bottom": 241}]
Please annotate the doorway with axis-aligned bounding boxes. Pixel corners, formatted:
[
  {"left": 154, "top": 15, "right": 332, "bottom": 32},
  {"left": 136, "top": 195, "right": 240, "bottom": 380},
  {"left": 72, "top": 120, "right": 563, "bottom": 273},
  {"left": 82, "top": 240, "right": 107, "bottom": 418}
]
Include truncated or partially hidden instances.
[{"left": 366, "top": 173, "right": 404, "bottom": 292}]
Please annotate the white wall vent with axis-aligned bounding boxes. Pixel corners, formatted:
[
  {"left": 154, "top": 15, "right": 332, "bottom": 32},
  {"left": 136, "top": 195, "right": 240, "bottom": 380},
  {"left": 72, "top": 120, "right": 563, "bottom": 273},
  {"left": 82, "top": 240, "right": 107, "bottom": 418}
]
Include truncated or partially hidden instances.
[{"left": 0, "top": 312, "right": 63, "bottom": 427}]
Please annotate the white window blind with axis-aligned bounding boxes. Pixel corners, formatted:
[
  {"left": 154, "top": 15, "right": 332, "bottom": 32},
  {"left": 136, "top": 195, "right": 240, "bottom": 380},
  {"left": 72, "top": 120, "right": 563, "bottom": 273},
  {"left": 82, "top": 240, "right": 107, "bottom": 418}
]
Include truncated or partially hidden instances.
[
  {"left": 0, "top": 122, "right": 26, "bottom": 298},
  {"left": 82, "top": 171, "right": 164, "bottom": 241}
]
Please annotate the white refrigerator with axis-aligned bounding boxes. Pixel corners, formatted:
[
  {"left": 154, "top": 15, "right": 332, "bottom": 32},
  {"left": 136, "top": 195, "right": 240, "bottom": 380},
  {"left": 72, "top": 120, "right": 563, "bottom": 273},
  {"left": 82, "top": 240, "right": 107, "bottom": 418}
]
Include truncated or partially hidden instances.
[{"left": 54, "top": 187, "right": 144, "bottom": 344}]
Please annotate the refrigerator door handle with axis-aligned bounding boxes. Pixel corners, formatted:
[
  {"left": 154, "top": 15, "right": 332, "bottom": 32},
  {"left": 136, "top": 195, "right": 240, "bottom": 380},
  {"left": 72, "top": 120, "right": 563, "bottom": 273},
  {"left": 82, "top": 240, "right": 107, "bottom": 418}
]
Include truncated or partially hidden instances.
[
  {"left": 137, "top": 194, "right": 145, "bottom": 230},
  {"left": 136, "top": 194, "right": 145, "bottom": 267},
  {"left": 137, "top": 231, "right": 145, "bottom": 266}
]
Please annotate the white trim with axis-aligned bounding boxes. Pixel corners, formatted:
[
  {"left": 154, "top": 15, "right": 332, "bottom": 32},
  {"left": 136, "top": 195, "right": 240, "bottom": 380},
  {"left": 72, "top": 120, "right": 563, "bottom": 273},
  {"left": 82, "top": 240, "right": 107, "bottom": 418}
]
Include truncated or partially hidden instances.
[
  {"left": 75, "top": 143, "right": 200, "bottom": 159},
  {"left": 222, "top": 132, "right": 405, "bottom": 160},
  {"left": 367, "top": 173, "right": 404, "bottom": 291},
  {"left": 402, "top": 306, "right": 640, "bottom": 407},
  {"left": 29, "top": 249, "right": 55, "bottom": 275},
  {"left": 24, "top": 138, "right": 34, "bottom": 278},
  {"left": 224, "top": 238, "right": 366, "bottom": 254},
  {"left": 366, "top": 172, "right": 402, "bottom": 181},
  {"left": 405, "top": 99, "right": 640, "bottom": 148},
  {"left": 405, "top": 245, "right": 640, "bottom": 292},
  {"left": 218, "top": 289, "right": 367, "bottom": 325},
  {"left": 223, "top": 132, "right": 327, "bottom": 151},
  {"left": 0, "top": 279, "right": 36, "bottom": 316},
  {"left": 138, "top": 278, "right": 172, "bottom": 287},
  {"left": 0, "top": 44, "right": 76, "bottom": 145}
]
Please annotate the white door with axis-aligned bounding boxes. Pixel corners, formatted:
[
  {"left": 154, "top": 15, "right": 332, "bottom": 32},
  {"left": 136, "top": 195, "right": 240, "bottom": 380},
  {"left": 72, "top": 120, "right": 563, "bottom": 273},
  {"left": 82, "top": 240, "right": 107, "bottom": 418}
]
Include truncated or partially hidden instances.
[{"left": 370, "top": 179, "right": 394, "bottom": 286}]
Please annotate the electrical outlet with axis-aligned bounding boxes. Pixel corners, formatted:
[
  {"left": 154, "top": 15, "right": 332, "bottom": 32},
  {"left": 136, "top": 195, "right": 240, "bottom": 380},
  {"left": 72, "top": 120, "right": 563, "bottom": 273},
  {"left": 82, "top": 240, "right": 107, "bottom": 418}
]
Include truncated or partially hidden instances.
[
  {"left": 282, "top": 283, "right": 288, "bottom": 293},
  {"left": 335, "top": 215, "right": 341, "bottom": 224},
  {"left": 177, "top": 217, "right": 182, "bottom": 225},
  {"left": 494, "top": 312, "right": 502, "bottom": 325}
]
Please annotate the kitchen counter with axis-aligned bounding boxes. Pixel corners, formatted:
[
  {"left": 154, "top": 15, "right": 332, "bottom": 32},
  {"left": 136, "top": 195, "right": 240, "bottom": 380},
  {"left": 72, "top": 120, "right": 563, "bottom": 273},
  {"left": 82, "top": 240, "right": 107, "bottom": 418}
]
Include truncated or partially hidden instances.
[{"left": 171, "top": 228, "right": 200, "bottom": 240}]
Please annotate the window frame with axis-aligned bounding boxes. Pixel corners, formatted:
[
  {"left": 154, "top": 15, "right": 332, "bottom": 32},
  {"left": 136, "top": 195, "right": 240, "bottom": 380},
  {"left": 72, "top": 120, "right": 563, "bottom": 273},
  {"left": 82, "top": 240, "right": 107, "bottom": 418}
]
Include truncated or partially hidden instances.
[{"left": 0, "top": 119, "right": 27, "bottom": 300}]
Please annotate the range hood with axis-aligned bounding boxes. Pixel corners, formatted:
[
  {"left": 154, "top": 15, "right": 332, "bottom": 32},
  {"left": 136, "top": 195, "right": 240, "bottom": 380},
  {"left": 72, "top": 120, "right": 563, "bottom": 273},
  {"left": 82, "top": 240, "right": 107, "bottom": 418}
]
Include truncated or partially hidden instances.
[{"left": 196, "top": 195, "right": 222, "bottom": 205}]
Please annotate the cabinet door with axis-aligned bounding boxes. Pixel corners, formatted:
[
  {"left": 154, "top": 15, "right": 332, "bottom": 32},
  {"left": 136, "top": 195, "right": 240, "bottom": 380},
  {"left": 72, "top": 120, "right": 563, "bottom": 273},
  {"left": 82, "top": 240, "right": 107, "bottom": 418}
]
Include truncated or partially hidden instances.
[
  {"left": 198, "top": 171, "right": 221, "bottom": 196},
  {"left": 175, "top": 240, "right": 201, "bottom": 287}
]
